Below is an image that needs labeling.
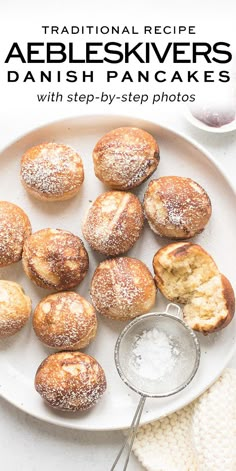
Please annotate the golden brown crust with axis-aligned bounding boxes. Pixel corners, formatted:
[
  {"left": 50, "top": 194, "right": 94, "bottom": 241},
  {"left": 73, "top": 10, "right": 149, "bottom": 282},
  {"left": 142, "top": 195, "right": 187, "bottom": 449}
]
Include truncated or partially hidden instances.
[
  {"left": 33, "top": 291, "right": 97, "bottom": 349},
  {"left": 90, "top": 257, "right": 156, "bottom": 320},
  {"left": 21, "top": 143, "right": 84, "bottom": 201},
  {"left": 93, "top": 127, "right": 160, "bottom": 190},
  {"left": 35, "top": 351, "right": 107, "bottom": 411},
  {"left": 0, "top": 201, "right": 31, "bottom": 267},
  {"left": 22, "top": 228, "right": 89, "bottom": 291},
  {"left": 0, "top": 280, "right": 32, "bottom": 338},
  {"left": 211, "top": 274, "right": 235, "bottom": 332},
  {"left": 82, "top": 191, "right": 144, "bottom": 256},
  {"left": 144, "top": 176, "right": 212, "bottom": 239}
]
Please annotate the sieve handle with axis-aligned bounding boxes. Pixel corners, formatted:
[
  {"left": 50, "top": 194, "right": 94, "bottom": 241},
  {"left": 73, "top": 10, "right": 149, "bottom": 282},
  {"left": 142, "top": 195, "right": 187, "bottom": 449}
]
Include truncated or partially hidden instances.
[
  {"left": 110, "top": 395, "right": 146, "bottom": 471},
  {"left": 165, "top": 302, "right": 182, "bottom": 319}
]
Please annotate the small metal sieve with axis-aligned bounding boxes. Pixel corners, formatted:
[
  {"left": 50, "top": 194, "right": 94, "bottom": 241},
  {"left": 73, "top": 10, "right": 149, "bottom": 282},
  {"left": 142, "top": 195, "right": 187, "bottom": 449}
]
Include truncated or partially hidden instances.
[{"left": 110, "top": 303, "right": 200, "bottom": 471}]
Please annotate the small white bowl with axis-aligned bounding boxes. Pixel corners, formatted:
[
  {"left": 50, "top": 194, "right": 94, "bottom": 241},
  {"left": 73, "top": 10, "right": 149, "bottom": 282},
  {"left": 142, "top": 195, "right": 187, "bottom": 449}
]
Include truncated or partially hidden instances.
[{"left": 185, "top": 107, "right": 236, "bottom": 133}]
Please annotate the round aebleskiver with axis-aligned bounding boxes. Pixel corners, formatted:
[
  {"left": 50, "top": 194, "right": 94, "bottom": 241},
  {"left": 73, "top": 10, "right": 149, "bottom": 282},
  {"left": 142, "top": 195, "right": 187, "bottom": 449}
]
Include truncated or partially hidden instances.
[
  {"left": 33, "top": 291, "right": 97, "bottom": 349},
  {"left": 22, "top": 228, "right": 89, "bottom": 291},
  {"left": 183, "top": 273, "right": 235, "bottom": 334},
  {"left": 82, "top": 191, "right": 144, "bottom": 256},
  {"left": 0, "top": 280, "right": 31, "bottom": 338},
  {"left": 144, "top": 176, "right": 212, "bottom": 239},
  {"left": 35, "top": 351, "right": 107, "bottom": 412},
  {"left": 93, "top": 127, "right": 160, "bottom": 190},
  {"left": 21, "top": 142, "right": 84, "bottom": 201},
  {"left": 152, "top": 242, "right": 235, "bottom": 334},
  {"left": 0, "top": 201, "right": 31, "bottom": 267},
  {"left": 152, "top": 242, "right": 218, "bottom": 304},
  {"left": 90, "top": 257, "right": 156, "bottom": 320}
]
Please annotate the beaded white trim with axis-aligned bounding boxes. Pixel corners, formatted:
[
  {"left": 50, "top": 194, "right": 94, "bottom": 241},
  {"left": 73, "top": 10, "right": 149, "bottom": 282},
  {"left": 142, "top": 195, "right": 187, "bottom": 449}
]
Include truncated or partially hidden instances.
[{"left": 133, "top": 369, "right": 236, "bottom": 471}]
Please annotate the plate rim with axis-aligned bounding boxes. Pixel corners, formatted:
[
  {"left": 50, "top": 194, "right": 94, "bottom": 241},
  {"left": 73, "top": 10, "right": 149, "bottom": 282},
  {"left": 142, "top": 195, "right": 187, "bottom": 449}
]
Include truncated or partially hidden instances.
[{"left": 0, "top": 113, "right": 235, "bottom": 431}]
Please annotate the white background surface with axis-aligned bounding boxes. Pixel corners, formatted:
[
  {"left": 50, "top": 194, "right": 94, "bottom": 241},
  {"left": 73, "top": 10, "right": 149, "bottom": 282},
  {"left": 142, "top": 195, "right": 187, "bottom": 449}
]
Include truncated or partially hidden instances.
[{"left": 0, "top": 0, "right": 235, "bottom": 469}]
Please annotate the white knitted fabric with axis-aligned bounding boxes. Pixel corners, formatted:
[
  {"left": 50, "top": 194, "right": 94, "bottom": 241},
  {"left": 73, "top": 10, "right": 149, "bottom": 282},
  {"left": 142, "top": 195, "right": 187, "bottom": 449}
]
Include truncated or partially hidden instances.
[{"left": 133, "top": 369, "right": 236, "bottom": 471}]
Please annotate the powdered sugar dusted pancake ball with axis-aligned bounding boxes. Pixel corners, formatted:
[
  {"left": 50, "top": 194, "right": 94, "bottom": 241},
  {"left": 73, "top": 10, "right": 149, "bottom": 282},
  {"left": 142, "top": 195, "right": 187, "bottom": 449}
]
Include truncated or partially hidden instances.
[
  {"left": 35, "top": 351, "right": 107, "bottom": 411},
  {"left": 0, "top": 201, "right": 31, "bottom": 267},
  {"left": 82, "top": 191, "right": 144, "bottom": 256},
  {"left": 0, "top": 280, "right": 31, "bottom": 338},
  {"left": 90, "top": 257, "right": 156, "bottom": 320},
  {"left": 22, "top": 228, "right": 89, "bottom": 291},
  {"left": 144, "top": 176, "right": 212, "bottom": 239},
  {"left": 21, "top": 143, "right": 84, "bottom": 201},
  {"left": 93, "top": 127, "right": 160, "bottom": 190},
  {"left": 33, "top": 292, "right": 97, "bottom": 350}
]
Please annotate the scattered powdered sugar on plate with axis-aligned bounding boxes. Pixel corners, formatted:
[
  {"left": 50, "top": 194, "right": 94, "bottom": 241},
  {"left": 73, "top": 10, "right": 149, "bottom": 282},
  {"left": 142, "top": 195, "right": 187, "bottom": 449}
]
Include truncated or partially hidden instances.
[{"left": 130, "top": 328, "right": 180, "bottom": 381}]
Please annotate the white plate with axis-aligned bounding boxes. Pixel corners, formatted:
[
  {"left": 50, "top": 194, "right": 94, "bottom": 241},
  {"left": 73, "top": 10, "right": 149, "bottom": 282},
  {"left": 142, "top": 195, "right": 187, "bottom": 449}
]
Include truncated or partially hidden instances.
[{"left": 0, "top": 115, "right": 235, "bottom": 431}]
